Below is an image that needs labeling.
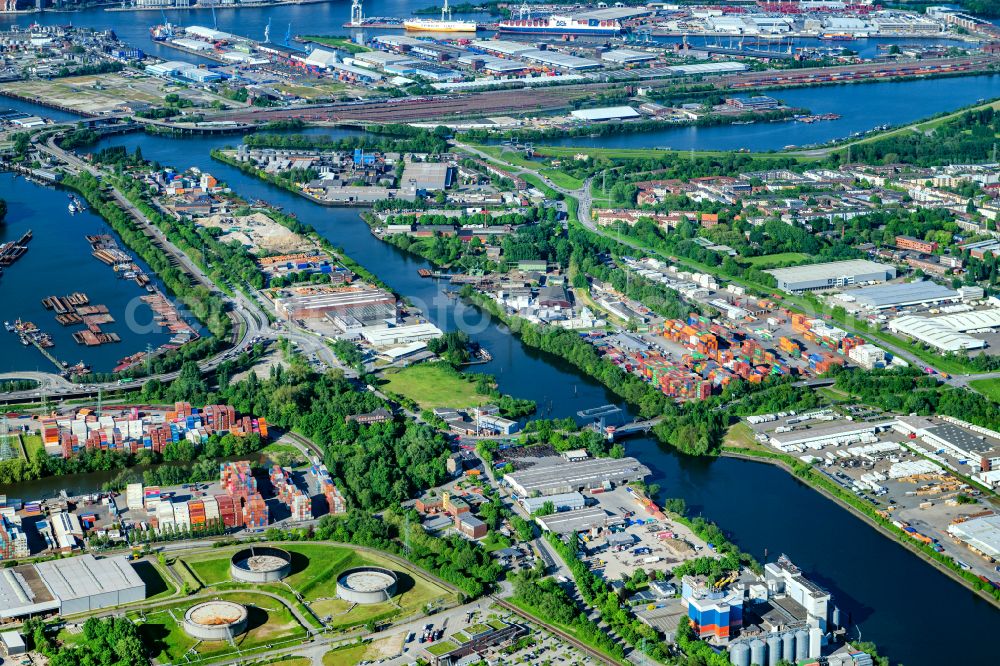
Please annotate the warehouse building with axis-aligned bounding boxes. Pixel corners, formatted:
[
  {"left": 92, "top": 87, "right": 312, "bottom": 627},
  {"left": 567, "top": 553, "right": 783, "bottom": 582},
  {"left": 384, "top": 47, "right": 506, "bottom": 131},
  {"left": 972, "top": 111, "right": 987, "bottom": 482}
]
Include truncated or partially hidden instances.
[
  {"left": 520, "top": 49, "right": 601, "bottom": 70},
  {"left": 469, "top": 39, "right": 535, "bottom": 56},
  {"left": 0, "top": 555, "right": 145, "bottom": 619},
  {"left": 361, "top": 322, "right": 443, "bottom": 347},
  {"left": 920, "top": 423, "right": 1000, "bottom": 471},
  {"left": 887, "top": 314, "right": 988, "bottom": 352},
  {"left": 947, "top": 514, "right": 1000, "bottom": 561},
  {"left": 601, "top": 48, "right": 656, "bottom": 64},
  {"left": 504, "top": 457, "right": 650, "bottom": 496},
  {"left": 570, "top": 106, "right": 641, "bottom": 121},
  {"left": 520, "top": 492, "right": 586, "bottom": 514},
  {"left": 768, "top": 421, "right": 896, "bottom": 451},
  {"left": 34, "top": 555, "right": 146, "bottom": 615},
  {"left": 274, "top": 287, "right": 396, "bottom": 322},
  {"left": 848, "top": 280, "right": 959, "bottom": 311},
  {"left": 766, "top": 259, "right": 896, "bottom": 293},
  {"left": 400, "top": 162, "right": 453, "bottom": 192},
  {"left": 535, "top": 507, "right": 610, "bottom": 534}
]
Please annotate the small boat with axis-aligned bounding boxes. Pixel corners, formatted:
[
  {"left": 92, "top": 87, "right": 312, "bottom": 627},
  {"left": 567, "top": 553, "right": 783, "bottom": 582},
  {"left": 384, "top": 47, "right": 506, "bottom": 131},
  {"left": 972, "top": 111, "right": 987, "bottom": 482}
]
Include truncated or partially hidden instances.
[{"left": 3, "top": 321, "right": 12, "bottom": 332}]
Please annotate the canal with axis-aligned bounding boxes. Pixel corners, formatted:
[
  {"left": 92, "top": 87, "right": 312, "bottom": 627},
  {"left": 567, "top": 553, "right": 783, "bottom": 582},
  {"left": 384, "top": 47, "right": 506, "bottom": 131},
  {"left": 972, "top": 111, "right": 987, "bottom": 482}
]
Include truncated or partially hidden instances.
[
  {"left": 543, "top": 74, "right": 1000, "bottom": 152},
  {"left": 0, "top": 173, "right": 179, "bottom": 374},
  {"left": 67, "top": 128, "right": 999, "bottom": 666}
]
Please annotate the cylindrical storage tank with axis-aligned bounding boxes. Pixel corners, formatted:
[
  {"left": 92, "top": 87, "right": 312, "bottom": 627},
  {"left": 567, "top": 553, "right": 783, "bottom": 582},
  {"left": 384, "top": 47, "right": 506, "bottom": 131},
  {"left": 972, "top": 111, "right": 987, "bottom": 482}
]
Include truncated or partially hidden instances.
[
  {"left": 765, "top": 635, "right": 781, "bottom": 666},
  {"left": 750, "top": 639, "right": 766, "bottom": 666},
  {"left": 795, "top": 629, "right": 810, "bottom": 661},
  {"left": 182, "top": 601, "right": 248, "bottom": 641},
  {"left": 336, "top": 566, "right": 398, "bottom": 604},
  {"left": 730, "top": 642, "right": 751, "bottom": 666},
  {"left": 781, "top": 634, "right": 795, "bottom": 662},
  {"left": 230, "top": 546, "right": 292, "bottom": 583}
]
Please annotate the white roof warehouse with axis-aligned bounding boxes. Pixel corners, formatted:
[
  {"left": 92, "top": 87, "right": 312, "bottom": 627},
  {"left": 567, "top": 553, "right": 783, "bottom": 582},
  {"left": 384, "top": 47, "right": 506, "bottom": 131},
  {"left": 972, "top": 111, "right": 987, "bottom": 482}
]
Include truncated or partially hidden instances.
[{"left": 504, "top": 457, "right": 650, "bottom": 496}]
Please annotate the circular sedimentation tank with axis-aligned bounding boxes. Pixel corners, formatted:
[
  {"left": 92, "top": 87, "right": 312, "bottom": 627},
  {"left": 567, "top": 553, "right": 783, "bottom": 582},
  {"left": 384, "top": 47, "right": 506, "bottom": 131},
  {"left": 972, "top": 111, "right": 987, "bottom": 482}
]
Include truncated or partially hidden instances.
[
  {"left": 230, "top": 546, "right": 293, "bottom": 583},
  {"left": 335, "top": 566, "right": 398, "bottom": 604},
  {"left": 182, "top": 600, "right": 249, "bottom": 641}
]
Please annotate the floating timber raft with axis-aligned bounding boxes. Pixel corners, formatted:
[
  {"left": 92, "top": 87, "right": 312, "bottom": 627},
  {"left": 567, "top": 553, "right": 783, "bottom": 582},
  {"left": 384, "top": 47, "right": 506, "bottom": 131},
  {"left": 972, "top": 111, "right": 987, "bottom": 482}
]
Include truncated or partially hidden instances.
[{"left": 0, "top": 230, "right": 32, "bottom": 267}]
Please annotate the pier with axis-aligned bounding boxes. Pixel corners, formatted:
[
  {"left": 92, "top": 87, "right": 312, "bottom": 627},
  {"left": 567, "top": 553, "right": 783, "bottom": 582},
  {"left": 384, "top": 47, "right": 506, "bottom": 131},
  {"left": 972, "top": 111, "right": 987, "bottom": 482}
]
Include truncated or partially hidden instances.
[{"left": 0, "top": 230, "right": 32, "bottom": 267}]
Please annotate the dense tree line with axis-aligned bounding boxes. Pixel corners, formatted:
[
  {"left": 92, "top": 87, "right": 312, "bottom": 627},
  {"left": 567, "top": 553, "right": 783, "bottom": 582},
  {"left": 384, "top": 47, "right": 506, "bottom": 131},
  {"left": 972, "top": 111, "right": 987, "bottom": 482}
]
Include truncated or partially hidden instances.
[
  {"left": 848, "top": 105, "right": 1000, "bottom": 166},
  {"left": 24, "top": 616, "right": 147, "bottom": 666},
  {"left": 243, "top": 124, "right": 450, "bottom": 154},
  {"left": 833, "top": 366, "right": 1000, "bottom": 432},
  {"left": 210, "top": 362, "right": 451, "bottom": 510},
  {"left": 265, "top": 510, "right": 502, "bottom": 598}
]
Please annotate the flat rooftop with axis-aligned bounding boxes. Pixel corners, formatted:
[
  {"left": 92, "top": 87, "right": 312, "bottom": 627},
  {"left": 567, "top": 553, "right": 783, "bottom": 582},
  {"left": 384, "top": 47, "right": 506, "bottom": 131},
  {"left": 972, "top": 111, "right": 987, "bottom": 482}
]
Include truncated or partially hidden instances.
[
  {"left": 504, "top": 457, "right": 650, "bottom": 495},
  {"left": 766, "top": 259, "right": 894, "bottom": 284},
  {"left": 34, "top": 554, "right": 144, "bottom": 603},
  {"left": 0, "top": 566, "right": 58, "bottom": 619},
  {"left": 924, "top": 423, "right": 1000, "bottom": 457},
  {"left": 535, "top": 507, "right": 609, "bottom": 534},
  {"left": 948, "top": 514, "right": 1000, "bottom": 559},
  {"left": 769, "top": 420, "right": 893, "bottom": 446},
  {"left": 851, "top": 281, "right": 958, "bottom": 310}
]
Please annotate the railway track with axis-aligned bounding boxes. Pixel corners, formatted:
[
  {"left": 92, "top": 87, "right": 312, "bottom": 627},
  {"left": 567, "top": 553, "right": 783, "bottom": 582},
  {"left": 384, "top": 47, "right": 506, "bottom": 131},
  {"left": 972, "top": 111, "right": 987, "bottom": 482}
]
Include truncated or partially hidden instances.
[{"left": 492, "top": 596, "right": 622, "bottom": 666}]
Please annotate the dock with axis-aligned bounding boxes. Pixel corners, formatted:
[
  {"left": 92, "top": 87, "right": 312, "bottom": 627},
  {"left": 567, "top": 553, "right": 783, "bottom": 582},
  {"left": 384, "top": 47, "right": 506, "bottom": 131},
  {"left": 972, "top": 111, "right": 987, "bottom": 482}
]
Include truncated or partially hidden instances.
[{"left": 0, "top": 229, "right": 32, "bottom": 267}]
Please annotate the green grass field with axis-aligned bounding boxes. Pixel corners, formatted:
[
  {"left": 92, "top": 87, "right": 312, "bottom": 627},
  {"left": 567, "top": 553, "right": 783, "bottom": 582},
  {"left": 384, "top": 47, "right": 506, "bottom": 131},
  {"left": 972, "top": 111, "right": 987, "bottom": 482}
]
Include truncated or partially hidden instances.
[
  {"left": 22, "top": 434, "right": 43, "bottom": 458},
  {"left": 540, "top": 168, "right": 583, "bottom": 190},
  {"left": 131, "top": 591, "right": 306, "bottom": 664},
  {"left": 323, "top": 644, "right": 370, "bottom": 666},
  {"left": 969, "top": 378, "right": 1000, "bottom": 403},
  {"left": 742, "top": 252, "right": 810, "bottom": 268},
  {"left": 300, "top": 35, "right": 371, "bottom": 54},
  {"left": 381, "top": 363, "right": 494, "bottom": 409}
]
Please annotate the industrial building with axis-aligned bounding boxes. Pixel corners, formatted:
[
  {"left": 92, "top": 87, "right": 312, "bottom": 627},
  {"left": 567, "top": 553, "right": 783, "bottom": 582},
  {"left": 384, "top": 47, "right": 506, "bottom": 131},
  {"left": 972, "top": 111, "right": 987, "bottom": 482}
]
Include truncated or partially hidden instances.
[
  {"left": 534, "top": 507, "right": 610, "bottom": 534},
  {"left": 274, "top": 287, "right": 396, "bottom": 322},
  {"left": 766, "top": 259, "right": 896, "bottom": 293},
  {"left": 400, "top": 162, "right": 453, "bottom": 192},
  {"left": 570, "top": 106, "right": 641, "bottom": 121},
  {"left": 888, "top": 314, "right": 989, "bottom": 352},
  {"left": 35, "top": 555, "right": 145, "bottom": 614},
  {"left": 361, "top": 322, "right": 443, "bottom": 347},
  {"left": 504, "top": 457, "right": 650, "bottom": 496},
  {"left": 847, "top": 280, "right": 959, "bottom": 311},
  {"left": 601, "top": 48, "right": 656, "bottom": 64},
  {"left": 947, "top": 514, "right": 1000, "bottom": 561},
  {"left": 682, "top": 576, "right": 743, "bottom": 639},
  {"left": 519, "top": 49, "right": 601, "bottom": 70},
  {"left": 920, "top": 422, "right": 1000, "bottom": 471},
  {"left": 519, "top": 491, "right": 586, "bottom": 514},
  {"left": 847, "top": 343, "right": 888, "bottom": 370},
  {"left": 0, "top": 554, "right": 146, "bottom": 619},
  {"left": 768, "top": 421, "right": 896, "bottom": 452}
]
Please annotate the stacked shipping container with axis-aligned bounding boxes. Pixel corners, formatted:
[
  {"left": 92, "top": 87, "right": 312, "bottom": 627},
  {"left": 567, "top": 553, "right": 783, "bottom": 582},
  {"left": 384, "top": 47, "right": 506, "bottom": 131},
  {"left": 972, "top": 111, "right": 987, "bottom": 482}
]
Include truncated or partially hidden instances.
[{"left": 53, "top": 402, "right": 267, "bottom": 459}]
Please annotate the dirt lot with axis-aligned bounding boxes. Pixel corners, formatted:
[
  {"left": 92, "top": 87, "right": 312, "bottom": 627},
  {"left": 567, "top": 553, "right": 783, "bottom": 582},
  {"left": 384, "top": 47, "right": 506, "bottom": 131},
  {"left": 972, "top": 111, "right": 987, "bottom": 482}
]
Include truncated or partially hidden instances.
[
  {"left": 0, "top": 72, "right": 232, "bottom": 115},
  {"left": 197, "top": 211, "right": 312, "bottom": 255}
]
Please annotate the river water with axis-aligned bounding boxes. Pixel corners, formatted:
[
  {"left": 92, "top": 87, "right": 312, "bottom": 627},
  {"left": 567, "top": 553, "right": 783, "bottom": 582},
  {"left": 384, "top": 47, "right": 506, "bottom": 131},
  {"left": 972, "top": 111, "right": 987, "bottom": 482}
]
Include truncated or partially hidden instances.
[{"left": 1, "top": 5, "right": 1000, "bottom": 660}]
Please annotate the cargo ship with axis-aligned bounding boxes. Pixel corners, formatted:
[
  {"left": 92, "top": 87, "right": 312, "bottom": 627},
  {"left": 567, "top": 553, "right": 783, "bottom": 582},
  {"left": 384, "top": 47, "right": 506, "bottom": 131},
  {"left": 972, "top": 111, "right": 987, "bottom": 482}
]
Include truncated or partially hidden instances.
[
  {"left": 498, "top": 14, "right": 622, "bottom": 36},
  {"left": 820, "top": 33, "right": 858, "bottom": 41},
  {"left": 405, "top": 0, "right": 477, "bottom": 33}
]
